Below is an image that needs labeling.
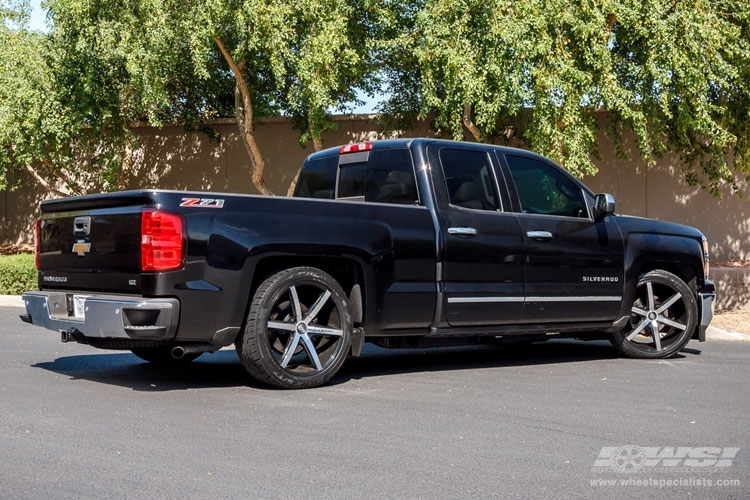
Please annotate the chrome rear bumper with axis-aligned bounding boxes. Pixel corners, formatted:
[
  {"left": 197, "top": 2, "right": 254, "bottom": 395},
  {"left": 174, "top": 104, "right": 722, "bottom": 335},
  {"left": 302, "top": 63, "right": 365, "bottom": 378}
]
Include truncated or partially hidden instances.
[{"left": 21, "top": 291, "right": 179, "bottom": 341}]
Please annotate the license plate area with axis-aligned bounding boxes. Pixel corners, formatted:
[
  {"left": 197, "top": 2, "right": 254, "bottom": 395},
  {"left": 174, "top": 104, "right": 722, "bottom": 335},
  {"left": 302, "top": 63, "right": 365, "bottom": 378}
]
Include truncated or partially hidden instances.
[{"left": 73, "top": 295, "right": 89, "bottom": 319}]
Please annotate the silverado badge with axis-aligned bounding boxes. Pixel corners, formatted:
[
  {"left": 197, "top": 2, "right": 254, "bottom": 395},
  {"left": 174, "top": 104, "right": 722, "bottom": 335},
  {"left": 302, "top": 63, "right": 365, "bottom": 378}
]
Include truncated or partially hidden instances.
[{"left": 72, "top": 240, "right": 91, "bottom": 257}]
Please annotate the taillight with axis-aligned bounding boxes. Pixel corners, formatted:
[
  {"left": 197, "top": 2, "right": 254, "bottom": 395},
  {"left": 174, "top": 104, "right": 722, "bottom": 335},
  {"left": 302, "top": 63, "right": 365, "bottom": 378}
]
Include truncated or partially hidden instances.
[
  {"left": 34, "top": 219, "right": 41, "bottom": 269},
  {"left": 702, "top": 237, "right": 710, "bottom": 279},
  {"left": 339, "top": 142, "right": 372, "bottom": 154},
  {"left": 141, "top": 210, "right": 184, "bottom": 271}
]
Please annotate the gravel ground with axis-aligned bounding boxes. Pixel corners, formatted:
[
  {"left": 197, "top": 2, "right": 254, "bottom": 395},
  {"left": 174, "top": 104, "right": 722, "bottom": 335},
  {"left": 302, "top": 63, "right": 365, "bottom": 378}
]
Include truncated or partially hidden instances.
[
  {"left": 711, "top": 260, "right": 749, "bottom": 335},
  {"left": 712, "top": 309, "right": 750, "bottom": 335}
]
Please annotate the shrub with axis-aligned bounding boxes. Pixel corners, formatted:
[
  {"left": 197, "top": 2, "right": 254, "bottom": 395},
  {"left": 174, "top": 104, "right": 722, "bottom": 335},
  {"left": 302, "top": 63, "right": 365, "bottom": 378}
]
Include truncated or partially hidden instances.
[{"left": 0, "top": 253, "right": 36, "bottom": 295}]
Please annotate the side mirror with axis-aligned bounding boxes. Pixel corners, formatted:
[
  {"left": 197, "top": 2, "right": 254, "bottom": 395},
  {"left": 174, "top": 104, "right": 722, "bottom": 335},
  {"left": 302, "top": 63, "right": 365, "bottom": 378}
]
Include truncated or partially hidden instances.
[{"left": 593, "top": 193, "right": 616, "bottom": 221}]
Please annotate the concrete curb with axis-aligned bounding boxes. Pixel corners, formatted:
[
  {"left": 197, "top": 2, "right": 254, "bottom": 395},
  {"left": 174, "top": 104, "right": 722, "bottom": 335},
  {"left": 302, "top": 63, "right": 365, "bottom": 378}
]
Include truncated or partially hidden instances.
[
  {"left": 0, "top": 295, "right": 24, "bottom": 308},
  {"left": 4, "top": 294, "right": 749, "bottom": 342},
  {"left": 705, "top": 325, "right": 750, "bottom": 342}
]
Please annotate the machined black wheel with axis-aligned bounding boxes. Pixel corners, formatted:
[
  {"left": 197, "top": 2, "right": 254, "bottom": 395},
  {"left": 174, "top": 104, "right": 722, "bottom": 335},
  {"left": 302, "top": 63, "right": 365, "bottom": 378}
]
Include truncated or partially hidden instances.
[
  {"left": 609, "top": 270, "right": 698, "bottom": 358},
  {"left": 236, "top": 267, "right": 352, "bottom": 389},
  {"left": 131, "top": 347, "right": 201, "bottom": 365}
]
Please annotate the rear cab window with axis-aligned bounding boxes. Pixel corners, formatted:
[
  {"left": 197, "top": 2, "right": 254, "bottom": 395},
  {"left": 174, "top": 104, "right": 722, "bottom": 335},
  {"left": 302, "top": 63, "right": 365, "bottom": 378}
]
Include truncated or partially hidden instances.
[
  {"left": 295, "top": 155, "right": 337, "bottom": 199},
  {"left": 296, "top": 145, "right": 420, "bottom": 206}
]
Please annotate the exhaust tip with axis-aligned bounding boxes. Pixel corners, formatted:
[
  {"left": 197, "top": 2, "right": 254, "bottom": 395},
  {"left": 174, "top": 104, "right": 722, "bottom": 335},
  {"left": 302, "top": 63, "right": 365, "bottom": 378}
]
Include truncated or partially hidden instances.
[{"left": 171, "top": 346, "right": 186, "bottom": 359}]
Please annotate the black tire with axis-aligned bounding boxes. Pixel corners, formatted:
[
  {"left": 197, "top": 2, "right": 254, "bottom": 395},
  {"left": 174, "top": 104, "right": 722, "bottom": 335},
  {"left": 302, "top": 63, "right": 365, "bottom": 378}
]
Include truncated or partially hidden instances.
[
  {"left": 608, "top": 270, "right": 698, "bottom": 359},
  {"left": 131, "top": 347, "right": 202, "bottom": 365},
  {"left": 236, "top": 267, "right": 352, "bottom": 389}
]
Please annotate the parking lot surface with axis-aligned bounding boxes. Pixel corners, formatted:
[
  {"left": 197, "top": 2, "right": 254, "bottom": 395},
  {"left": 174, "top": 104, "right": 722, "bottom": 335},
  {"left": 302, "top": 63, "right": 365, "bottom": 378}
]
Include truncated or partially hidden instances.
[{"left": 1, "top": 306, "right": 748, "bottom": 499}]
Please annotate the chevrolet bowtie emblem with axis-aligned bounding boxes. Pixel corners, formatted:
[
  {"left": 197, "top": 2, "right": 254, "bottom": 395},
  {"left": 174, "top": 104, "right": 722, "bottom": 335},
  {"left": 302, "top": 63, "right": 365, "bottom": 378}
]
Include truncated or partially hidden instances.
[{"left": 72, "top": 240, "right": 91, "bottom": 257}]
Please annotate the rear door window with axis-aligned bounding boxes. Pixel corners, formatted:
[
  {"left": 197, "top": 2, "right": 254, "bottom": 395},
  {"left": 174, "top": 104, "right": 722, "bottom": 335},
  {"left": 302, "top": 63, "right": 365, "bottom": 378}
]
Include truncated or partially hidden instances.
[{"left": 439, "top": 148, "right": 499, "bottom": 211}]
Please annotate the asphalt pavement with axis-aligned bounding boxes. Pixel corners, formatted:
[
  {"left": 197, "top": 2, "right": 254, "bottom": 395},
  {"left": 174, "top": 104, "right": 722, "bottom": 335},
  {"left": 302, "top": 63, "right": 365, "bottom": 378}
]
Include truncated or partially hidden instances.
[{"left": 1, "top": 303, "right": 748, "bottom": 499}]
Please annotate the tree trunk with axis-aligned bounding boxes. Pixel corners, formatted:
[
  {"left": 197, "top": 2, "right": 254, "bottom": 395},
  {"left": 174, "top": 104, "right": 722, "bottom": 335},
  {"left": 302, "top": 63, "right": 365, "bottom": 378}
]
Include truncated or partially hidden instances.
[
  {"left": 462, "top": 104, "right": 482, "bottom": 142},
  {"left": 24, "top": 163, "right": 73, "bottom": 198},
  {"left": 212, "top": 35, "right": 274, "bottom": 196},
  {"left": 286, "top": 167, "right": 302, "bottom": 197}
]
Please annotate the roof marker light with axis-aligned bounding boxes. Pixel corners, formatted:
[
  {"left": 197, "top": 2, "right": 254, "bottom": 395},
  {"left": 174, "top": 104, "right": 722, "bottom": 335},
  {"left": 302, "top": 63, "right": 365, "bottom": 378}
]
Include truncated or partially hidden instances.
[{"left": 339, "top": 142, "right": 372, "bottom": 154}]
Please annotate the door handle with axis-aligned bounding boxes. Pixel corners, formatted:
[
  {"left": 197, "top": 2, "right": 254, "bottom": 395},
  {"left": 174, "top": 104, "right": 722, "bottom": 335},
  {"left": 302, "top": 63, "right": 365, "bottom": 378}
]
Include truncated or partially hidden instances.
[
  {"left": 527, "top": 230, "right": 553, "bottom": 241},
  {"left": 448, "top": 227, "right": 478, "bottom": 236}
]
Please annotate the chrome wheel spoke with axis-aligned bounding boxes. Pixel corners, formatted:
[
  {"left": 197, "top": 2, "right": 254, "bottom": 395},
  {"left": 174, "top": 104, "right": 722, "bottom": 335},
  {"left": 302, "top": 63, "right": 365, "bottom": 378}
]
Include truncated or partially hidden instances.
[
  {"left": 289, "top": 286, "right": 302, "bottom": 322},
  {"left": 659, "top": 316, "right": 687, "bottom": 331},
  {"left": 307, "top": 325, "right": 344, "bottom": 337},
  {"left": 626, "top": 318, "right": 651, "bottom": 340},
  {"left": 656, "top": 292, "right": 682, "bottom": 314},
  {"left": 646, "top": 282, "right": 655, "bottom": 311},
  {"left": 267, "top": 320, "right": 296, "bottom": 332},
  {"left": 299, "top": 334, "right": 323, "bottom": 371},
  {"left": 279, "top": 333, "right": 301, "bottom": 368},
  {"left": 276, "top": 287, "right": 340, "bottom": 373},
  {"left": 631, "top": 305, "right": 649, "bottom": 317},
  {"left": 651, "top": 323, "right": 662, "bottom": 351},
  {"left": 304, "top": 290, "right": 331, "bottom": 324}
]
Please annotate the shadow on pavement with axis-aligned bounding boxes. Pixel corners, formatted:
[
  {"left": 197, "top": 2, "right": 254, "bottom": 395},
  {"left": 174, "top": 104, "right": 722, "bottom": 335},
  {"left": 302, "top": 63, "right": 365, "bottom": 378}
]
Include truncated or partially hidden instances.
[
  {"left": 32, "top": 339, "right": 698, "bottom": 391},
  {"left": 335, "top": 339, "right": 654, "bottom": 384},
  {"left": 33, "top": 349, "right": 249, "bottom": 391}
]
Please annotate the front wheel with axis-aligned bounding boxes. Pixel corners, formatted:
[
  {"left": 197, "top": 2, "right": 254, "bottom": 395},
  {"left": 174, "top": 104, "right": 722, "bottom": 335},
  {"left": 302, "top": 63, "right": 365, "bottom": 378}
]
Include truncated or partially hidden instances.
[
  {"left": 236, "top": 267, "right": 352, "bottom": 389},
  {"left": 608, "top": 270, "right": 698, "bottom": 359}
]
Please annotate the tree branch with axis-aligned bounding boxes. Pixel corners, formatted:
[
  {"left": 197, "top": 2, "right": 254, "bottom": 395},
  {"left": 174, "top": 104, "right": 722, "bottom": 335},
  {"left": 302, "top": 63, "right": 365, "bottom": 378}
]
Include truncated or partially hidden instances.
[
  {"left": 212, "top": 35, "right": 274, "bottom": 196},
  {"left": 286, "top": 167, "right": 302, "bottom": 197},
  {"left": 24, "top": 163, "right": 72, "bottom": 198},
  {"left": 605, "top": 13, "right": 617, "bottom": 45},
  {"left": 462, "top": 104, "right": 482, "bottom": 142}
]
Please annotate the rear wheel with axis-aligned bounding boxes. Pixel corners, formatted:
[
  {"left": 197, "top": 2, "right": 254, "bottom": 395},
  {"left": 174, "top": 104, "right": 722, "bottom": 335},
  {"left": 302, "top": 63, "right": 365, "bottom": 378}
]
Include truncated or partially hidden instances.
[
  {"left": 236, "top": 267, "right": 352, "bottom": 389},
  {"left": 131, "top": 347, "right": 201, "bottom": 365},
  {"left": 608, "top": 270, "right": 698, "bottom": 359}
]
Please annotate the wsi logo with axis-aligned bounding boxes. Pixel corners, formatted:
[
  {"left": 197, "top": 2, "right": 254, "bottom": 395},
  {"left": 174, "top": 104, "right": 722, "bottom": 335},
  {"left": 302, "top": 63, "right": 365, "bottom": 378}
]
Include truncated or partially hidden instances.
[{"left": 593, "top": 446, "right": 740, "bottom": 473}]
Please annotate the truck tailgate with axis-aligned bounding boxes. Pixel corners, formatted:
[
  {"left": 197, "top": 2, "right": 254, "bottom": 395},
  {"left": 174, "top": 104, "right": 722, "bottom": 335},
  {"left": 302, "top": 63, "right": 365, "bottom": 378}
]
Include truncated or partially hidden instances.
[{"left": 37, "top": 192, "right": 155, "bottom": 293}]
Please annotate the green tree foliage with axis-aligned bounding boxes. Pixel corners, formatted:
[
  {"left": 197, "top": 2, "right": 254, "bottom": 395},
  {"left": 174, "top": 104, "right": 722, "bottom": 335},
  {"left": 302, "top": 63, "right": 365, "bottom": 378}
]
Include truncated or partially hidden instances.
[
  {"left": 45, "top": 0, "right": 380, "bottom": 196},
  {"left": 2, "top": 1, "right": 748, "bottom": 198},
  {"left": 0, "top": 0, "right": 124, "bottom": 195},
  {"left": 370, "top": 0, "right": 425, "bottom": 130},
  {"left": 187, "top": 0, "right": 381, "bottom": 195},
  {"left": 1, "top": 0, "right": 29, "bottom": 28},
  {"left": 408, "top": 0, "right": 750, "bottom": 196},
  {"left": 0, "top": 0, "right": 379, "bottom": 196},
  {"left": 46, "top": 0, "right": 236, "bottom": 192}
]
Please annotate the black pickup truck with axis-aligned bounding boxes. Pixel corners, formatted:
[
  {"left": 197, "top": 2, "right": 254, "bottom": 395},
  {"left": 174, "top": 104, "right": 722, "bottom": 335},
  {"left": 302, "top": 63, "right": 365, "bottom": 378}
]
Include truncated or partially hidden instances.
[{"left": 21, "top": 138, "right": 715, "bottom": 388}]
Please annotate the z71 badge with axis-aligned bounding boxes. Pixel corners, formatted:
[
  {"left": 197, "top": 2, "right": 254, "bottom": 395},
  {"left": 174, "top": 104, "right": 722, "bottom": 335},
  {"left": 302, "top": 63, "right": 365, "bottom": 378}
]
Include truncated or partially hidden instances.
[{"left": 180, "top": 197, "right": 225, "bottom": 208}]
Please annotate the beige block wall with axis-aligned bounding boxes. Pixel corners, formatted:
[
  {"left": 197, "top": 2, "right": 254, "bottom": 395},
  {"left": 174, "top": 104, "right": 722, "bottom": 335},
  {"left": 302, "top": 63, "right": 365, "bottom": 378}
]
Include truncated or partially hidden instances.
[
  {"left": 582, "top": 116, "right": 750, "bottom": 261},
  {"left": 0, "top": 169, "right": 48, "bottom": 247},
  {"left": 2, "top": 114, "right": 749, "bottom": 261}
]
